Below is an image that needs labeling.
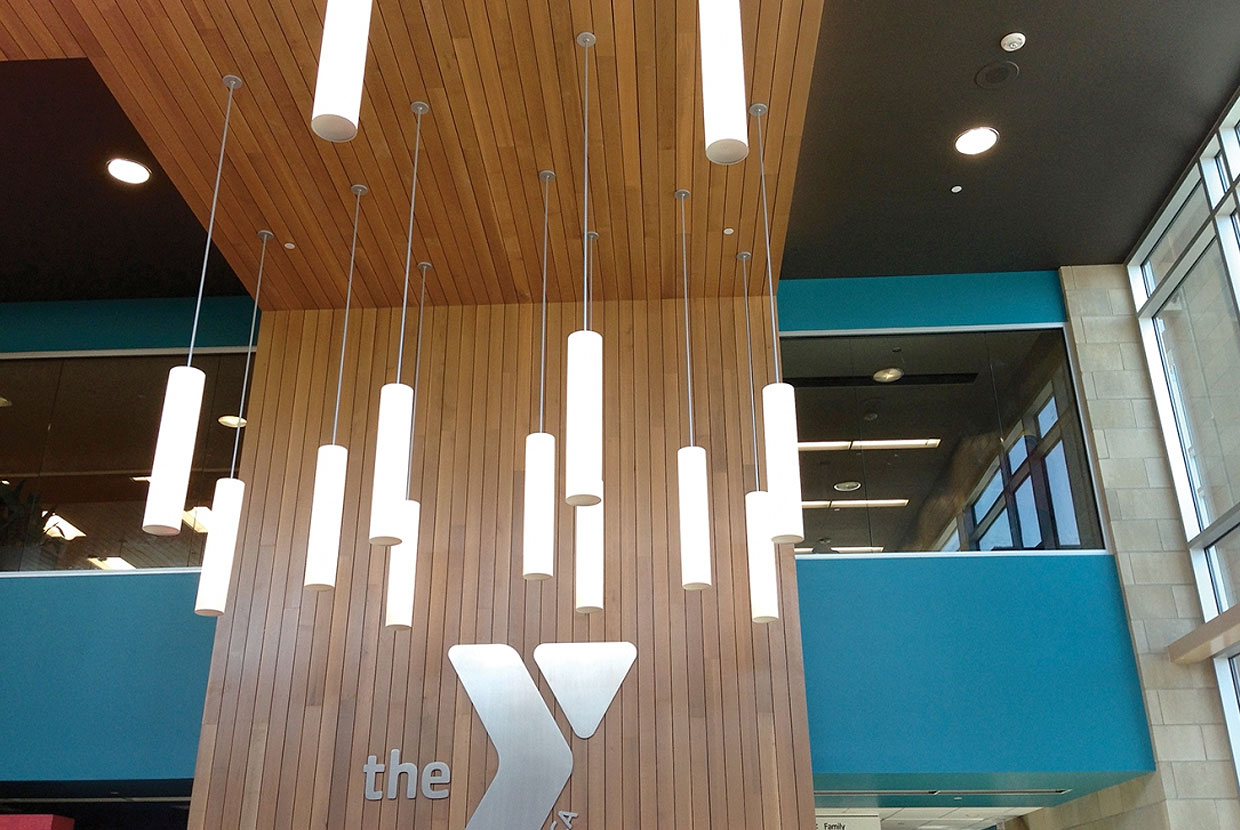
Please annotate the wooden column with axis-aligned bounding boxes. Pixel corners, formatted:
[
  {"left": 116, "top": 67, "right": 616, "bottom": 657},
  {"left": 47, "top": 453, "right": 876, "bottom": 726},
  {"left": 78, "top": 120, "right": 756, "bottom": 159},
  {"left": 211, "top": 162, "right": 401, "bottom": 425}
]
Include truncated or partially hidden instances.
[{"left": 188, "top": 298, "right": 814, "bottom": 829}]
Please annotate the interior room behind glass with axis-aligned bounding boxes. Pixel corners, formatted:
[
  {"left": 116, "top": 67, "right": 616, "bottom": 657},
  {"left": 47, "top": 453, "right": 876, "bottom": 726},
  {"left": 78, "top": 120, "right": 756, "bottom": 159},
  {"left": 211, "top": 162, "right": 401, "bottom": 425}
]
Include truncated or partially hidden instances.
[
  {"left": 0, "top": 352, "right": 248, "bottom": 571},
  {"left": 784, "top": 329, "right": 1103, "bottom": 555}
]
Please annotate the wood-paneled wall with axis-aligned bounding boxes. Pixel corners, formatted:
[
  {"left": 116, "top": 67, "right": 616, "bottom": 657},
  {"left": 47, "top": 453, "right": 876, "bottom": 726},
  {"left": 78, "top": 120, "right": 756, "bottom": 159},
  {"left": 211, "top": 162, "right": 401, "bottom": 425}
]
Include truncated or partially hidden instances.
[{"left": 188, "top": 297, "right": 814, "bottom": 829}]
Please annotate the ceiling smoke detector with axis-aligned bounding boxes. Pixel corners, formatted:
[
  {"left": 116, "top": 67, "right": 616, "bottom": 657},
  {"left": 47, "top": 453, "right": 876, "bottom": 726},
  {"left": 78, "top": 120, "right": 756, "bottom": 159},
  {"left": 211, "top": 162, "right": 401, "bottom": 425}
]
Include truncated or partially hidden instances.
[{"left": 1001, "top": 31, "right": 1026, "bottom": 52}]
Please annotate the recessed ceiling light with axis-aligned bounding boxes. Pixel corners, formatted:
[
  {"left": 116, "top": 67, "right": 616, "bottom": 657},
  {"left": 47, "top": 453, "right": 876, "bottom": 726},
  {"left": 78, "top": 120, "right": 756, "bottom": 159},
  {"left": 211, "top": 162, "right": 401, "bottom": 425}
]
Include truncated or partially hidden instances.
[
  {"left": 723, "top": 227, "right": 735, "bottom": 235},
  {"left": 218, "top": 414, "right": 248, "bottom": 428},
  {"left": 831, "top": 545, "right": 884, "bottom": 553},
  {"left": 130, "top": 475, "right": 152, "bottom": 483},
  {"left": 106, "top": 157, "right": 151, "bottom": 184},
  {"left": 951, "top": 185, "right": 963, "bottom": 193},
  {"left": 872, "top": 367, "right": 904, "bottom": 382},
  {"left": 0, "top": 396, "right": 10, "bottom": 407},
  {"left": 834, "top": 480, "right": 862, "bottom": 492},
  {"left": 955, "top": 127, "right": 999, "bottom": 155},
  {"left": 284, "top": 241, "right": 296, "bottom": 250}
]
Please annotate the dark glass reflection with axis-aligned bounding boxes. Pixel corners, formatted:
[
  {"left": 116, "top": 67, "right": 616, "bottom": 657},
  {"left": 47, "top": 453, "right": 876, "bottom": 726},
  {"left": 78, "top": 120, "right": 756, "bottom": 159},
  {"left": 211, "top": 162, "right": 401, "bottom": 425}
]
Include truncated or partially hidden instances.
[
  {"left": 0, "top": 352, "right": 249, "bottom": 571},
  {"left": 783, "top": 329, "right": 1103, "bottom": 554}
]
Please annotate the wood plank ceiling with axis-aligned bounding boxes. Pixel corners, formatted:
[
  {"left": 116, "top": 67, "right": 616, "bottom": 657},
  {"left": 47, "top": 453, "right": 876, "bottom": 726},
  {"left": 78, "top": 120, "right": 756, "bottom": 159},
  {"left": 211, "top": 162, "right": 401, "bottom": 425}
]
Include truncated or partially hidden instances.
[{"left": 0, "top": 0, "right": 823, "bottom": 310}]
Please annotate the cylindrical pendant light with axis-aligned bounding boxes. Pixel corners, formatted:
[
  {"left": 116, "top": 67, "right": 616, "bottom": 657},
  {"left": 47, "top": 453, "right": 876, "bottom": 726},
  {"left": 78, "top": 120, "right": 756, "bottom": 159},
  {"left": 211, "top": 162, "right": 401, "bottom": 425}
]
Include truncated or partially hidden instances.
[
  {"left": 385, "top": 498, "right": 421, "bottom": 629},
  {"left": 524, "top": 170, "right": 558, "bottom": 579},
  {"left": 144, "top": 74, "right": 242, "bottom": 536},
  {"left": 697, "top": 0, "right": 749, "bottom": 164},
  {"left": 565, "top": 32, "right": 604, "bottom": 508},
  {"left": 305, "top": 183, "right": 367, "bottom": 591},
  {"left": 311, "top": 0, "right": 374, "bottom": 141},
  {"left": 752, "top": 102, "right": 803, "bottom": 544},
  {"left": 740, "top": 250, "right": 779, "bottom": 623},
  {"left": 195, "top": 229, "right": 272, "bottom": 616},
  {"left": 746, "top": 489, "right": 779, "bottom": 622},
  {"left": 575, "top": 485, "right": 604, "bottom": 613},
  {"left": 674, "top": 189, "right": 712, "bottom": 590},
  {"left": 385, "top": 261, "right": 431, "bottom": 628},
  {"left": 369, "top": 101, "right": 428, "bottom": 546}
]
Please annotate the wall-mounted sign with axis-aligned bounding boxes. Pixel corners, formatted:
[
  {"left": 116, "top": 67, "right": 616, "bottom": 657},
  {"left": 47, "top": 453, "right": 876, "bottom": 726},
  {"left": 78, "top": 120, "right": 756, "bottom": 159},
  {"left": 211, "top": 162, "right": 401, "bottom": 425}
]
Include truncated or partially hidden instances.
[
  {"left": 817, "top": 816, "right": 881, "bottom": 830},
  {"left": 362, "top": 641, "right": 637, "bottom": 830}
]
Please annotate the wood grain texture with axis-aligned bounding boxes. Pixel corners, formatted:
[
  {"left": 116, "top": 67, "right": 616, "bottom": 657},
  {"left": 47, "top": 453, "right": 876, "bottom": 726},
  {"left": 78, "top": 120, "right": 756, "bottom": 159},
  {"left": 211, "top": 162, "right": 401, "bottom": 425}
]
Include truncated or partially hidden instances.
[
  {"left": 0, "top": 0, "right": 822, "bottom": 309},
  {"left": 189, "top": 298, "right": 814, "bottom": 829}
]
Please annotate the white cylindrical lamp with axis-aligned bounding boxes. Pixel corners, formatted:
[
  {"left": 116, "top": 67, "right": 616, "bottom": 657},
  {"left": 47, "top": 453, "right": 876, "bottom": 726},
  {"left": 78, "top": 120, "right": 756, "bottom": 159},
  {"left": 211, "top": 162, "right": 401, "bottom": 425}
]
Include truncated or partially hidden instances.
[
  {"left": 143, "top": 365, "right": 206, "bottom": 535},
  {"left": 368, "top": 382, "right": 413, "bottom": 545},
  {"left": 746, "top": 490, "right": 780, "bottom": 623},
  {"left": 523, "top": 432, "right": 557, "bottom": 580},
  {"left": 305, "top": 443, "right": 348, "bottom": 590},
  {"left": 697, "top": 0, "right": 749, "bottom": 164},
  {"left": 195, "top": 476, "right": 245, "bottom": 616},
  {"left": 310, "top": 0, "right": 374, "bottom": 142},
  {"left": 575, "top": 487, "right": 604, "bottom": 613},
  {"left": 762, "top": 382, "right": 804, "bottom": 543},
  {"left": 564, "top": 329, "right": 603, "bottom": 506},
  {"left": 385, "top": 499, "right": 421, "bottom": 629},
  {"left": 677, "top": 445, "right": 712, "bottom": 590}
]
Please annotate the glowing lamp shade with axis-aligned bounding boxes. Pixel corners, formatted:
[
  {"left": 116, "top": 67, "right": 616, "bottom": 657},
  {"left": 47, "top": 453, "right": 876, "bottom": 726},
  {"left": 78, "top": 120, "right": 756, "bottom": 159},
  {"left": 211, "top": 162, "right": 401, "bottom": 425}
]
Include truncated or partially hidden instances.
[
  {"left": 143, "top": 365, "right": 206, "bottom": 535},
  {"left": 369, "top": 382, "right": 413, "bottom": 545},
  {"left": 762, "top": 382, "right": 804, "bottom": 543},
  {"left": 310, "top": 0, "right": 375, "bottom": 142},
  {"left": 523, "top": 432, "right": 557, "bottom": 580},
  {"left": 385, "top": 499, "right": 421, "bottom": 629},
  {"left": 697, "top": 0, "right": 748, "bottom": 164},
  {"left": 195, "top": 477, "right": 245, "bottom": 616},
  {"left": 575, "top": 487, "right": 604, "bottom": 613},
  {"left": 305, "top": 444, "right": 348, "bottom": 590},
  {"left": 677, "top": 445, "right": 713, "bottom": 589},
  {"left": 745, "top": 490, "right": 780, "bottom": 623},
  {"left": 565, "top": 329, "right": 603, "bottom": 506}
]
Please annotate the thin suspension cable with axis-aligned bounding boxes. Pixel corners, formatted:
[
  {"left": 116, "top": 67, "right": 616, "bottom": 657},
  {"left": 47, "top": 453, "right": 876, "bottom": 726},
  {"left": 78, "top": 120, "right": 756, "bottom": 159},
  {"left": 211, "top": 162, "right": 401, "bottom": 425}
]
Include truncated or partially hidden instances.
[
  {"left": 580, "top": 35, "right": 592, "bottom": 331},
  {"left": 396, "top": 104, "right": 427, "bottom": 383},
  {"left": 188, "top": 77, "right": 241, "bottom": 367},
  {"left": 331, "top": 185, "right": 365, "bottom": 444},
  {"left": 677, "top": 191, "right": 695, "bottom": 447},
  {"left": 229, "top": 231, "right": 270, "bottom": 479},
  {"left": 408, "top": 261, "right": 430, "bottom": 497},
  {"left": 753, "top": 105, "right": 782, "bottom": 383},
  {"left": 538, "top": 172, "right": 552, "bottom": 433},
  {"left": 740, "top": 253, "right": 760, "bottom": 490}
]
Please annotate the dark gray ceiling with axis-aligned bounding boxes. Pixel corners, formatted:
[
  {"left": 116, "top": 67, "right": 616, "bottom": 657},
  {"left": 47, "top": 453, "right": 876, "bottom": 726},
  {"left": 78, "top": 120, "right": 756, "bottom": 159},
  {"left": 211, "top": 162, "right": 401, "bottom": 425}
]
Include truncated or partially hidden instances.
[
  {"left": 0, "top": 59, "right": 244, "bottom": 302},
  {"left": 782, "top": 1, "right": 1240, "bottom": 279}
]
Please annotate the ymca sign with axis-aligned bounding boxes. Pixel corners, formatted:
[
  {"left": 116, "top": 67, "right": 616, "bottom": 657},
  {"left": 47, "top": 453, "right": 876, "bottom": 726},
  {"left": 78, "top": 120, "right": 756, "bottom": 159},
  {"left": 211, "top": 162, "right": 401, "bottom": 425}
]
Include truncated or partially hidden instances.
[{"left": 362, "top": 641, "right": 636, "bottom": 830}]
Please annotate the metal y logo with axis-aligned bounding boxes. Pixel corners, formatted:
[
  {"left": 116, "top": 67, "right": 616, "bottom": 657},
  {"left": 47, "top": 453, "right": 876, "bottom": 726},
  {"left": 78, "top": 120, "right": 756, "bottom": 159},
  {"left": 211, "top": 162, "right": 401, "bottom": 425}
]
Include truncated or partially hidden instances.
[{"left": 448, "top": 642, "right": 637, "bottom": 830}]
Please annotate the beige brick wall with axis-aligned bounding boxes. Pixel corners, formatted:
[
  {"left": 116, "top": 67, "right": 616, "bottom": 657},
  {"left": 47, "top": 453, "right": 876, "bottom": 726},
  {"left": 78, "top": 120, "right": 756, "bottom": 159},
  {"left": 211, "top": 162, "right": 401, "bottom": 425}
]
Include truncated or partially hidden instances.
[{"left": 1024, "top": 265, "right": 1240, "bottom": 830}]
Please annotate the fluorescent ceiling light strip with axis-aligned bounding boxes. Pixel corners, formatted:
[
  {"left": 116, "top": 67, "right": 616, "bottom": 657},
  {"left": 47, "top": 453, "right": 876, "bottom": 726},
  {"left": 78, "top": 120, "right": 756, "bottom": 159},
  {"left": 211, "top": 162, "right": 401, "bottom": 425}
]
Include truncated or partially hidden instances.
[
  {"left": 831, "top": 546, "right": 884, "bottom": 553},
  {"left": 802, "top": 499, "right": 909, "bottom": 509},
  {"left": 798, "top": 438, "right": 940, "bottom": 451}
]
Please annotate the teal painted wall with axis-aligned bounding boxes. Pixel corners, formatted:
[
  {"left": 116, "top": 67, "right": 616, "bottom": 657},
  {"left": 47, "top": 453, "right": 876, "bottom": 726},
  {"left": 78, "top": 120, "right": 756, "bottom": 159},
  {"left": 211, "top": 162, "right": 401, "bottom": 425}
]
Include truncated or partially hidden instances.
[
  {"left": 778, "top": 271, "right": 1066, "bottom": 332},
  {"left": 0, "top": 571, "right": 214, "bottom": 782},
  {"left": 0, "top": 297, "right": 256, "bottom": 353},
  {"left": 798, "top": 554, "right": 1154, "bottom": 808}
]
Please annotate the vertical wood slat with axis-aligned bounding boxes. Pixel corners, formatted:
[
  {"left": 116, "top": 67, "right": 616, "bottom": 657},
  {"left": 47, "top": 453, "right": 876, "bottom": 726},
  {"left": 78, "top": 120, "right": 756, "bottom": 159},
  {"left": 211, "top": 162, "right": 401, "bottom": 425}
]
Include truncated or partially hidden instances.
[{"left": 190, "top": 298, "right": 814, "bottom": 830}]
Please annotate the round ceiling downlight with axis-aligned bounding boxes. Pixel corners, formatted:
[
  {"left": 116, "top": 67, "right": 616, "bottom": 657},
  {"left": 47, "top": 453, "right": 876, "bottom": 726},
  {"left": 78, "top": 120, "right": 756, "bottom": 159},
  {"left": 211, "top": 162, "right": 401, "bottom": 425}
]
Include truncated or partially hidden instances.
[
  {"left": 954, "top": 127, "right": 999, "bottom": 155},
  {"left": 872, "top": 367, "right": 904, "bottom": 383},
  {"left": 834, "top": 481, "right": 862, "bottom": 492},
  {"left": 218, "top": 414, "right": 247, "bottom": 428},
  {"left": 975, "top": 60, "right": 1020, "bottom": 89},
  {"left": 106, "top": 158, "right": 151, "bottom": 184}
]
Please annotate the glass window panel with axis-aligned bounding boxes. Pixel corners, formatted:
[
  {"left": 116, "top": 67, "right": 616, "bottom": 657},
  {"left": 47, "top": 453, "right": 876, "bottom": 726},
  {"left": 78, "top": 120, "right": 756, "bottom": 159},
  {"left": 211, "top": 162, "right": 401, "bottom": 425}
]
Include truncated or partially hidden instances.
[
  {"left": 0, "top": 352, "right": 249, "bottom": 571},
  {"left": 1144, "top": 185, "right": 1210, "bottom": 290},
  {"left": 1016, "top": 477, "right": 1042, "bottom": 549},
  {"left": 1036, "top": 396, "right": 1058, "bottom": 436},
  {"left": 1154, "top": 244, "right": 1240, "bottom": 525},
  {"left": 979, "top": 509, "right": 1013, "bottom": 551},
  {"left": 1046, "top": 442, "right": 1081, "bottom": 546},
  {"left": 1209, "top": 524, "right": 1240, "bottom": 612},
  {"left": 1008, "top": 435, "right": 1029, "bottom": 470},
  {"left": 973, "top": 468, "right": 1003, "bottom": 524}
]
